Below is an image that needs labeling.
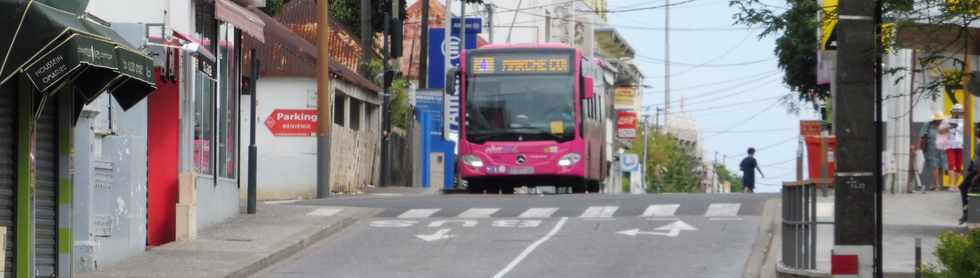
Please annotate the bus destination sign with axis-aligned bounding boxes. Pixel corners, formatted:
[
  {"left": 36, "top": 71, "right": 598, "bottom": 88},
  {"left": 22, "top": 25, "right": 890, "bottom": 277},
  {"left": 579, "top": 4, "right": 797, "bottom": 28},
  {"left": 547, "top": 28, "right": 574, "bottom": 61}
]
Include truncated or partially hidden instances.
[{"left": 472, "top": 53, "right": 571, "bottom": 75}]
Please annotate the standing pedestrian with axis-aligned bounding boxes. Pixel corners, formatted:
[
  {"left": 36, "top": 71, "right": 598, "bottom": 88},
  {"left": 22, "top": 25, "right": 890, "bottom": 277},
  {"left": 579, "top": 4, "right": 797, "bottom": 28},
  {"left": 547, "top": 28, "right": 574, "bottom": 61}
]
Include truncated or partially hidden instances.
[
  {"left": 941, "top": 104, "right": 965, "bottom": 190},
  {"left": 958, "top": 124, "right": 980, "bottom": 225},
  {"left": 740, "top": 147, "right": 764, "bottom": 193},
  {"left": 919, "top": 112, "right": 948, "bottom": 191}
]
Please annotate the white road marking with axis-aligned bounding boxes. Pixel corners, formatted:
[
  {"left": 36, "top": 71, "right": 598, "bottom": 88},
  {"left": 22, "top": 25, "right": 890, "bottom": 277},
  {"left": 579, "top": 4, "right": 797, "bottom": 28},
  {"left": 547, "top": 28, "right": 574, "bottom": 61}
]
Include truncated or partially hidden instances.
[
  {"left": 817, "top": 202, "right": 834, "bottom": 218},
  {"left": 493, "top": 217, "right": 569, "bottom": 278},
  {"left": 492, "top": 220, "right": 542, "bottom": 228},
  {"left": 416, "top": 229, "right": 454, "bottom": 242},
  {"left": 705, "top": 203, "right": 741, "bottom": 217},
  {"left": 580, "top": 206, "right": 618, "bottom": 218},
  {"left": 458, "top": 208, "right": 500, "bottom": 218},
  {"left": 518, "top": 208, "right": 559, "bottom": 218},
  {"left": 264, "top": 199, "right": 301, "bottom": 205},
  {"left": 642, "top": 204, "right": 680, "bottom": 217},
  {"left": 428, "top": 219, "right": 479, "bottom": 228},
  {"left": 306, "top": 208, "right": 343, "bottom": 217},
  {"left": 397, "top": 209, "right": 440, "bottom": 219},
  {"left": 369, "top": 220, "right": 418, "bottom": 228},
  {"left": 617, "top": 220, "right": 698, "bottom": 238}
]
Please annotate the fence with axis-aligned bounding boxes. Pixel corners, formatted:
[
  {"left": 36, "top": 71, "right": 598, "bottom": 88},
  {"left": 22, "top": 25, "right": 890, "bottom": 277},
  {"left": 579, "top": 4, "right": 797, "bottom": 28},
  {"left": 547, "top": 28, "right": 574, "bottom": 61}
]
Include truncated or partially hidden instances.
[
  {"left": 782, "top": 180, "right": 820, "bottom": 271},
  {"left": 384, "top": 125, "right": 417, "bottom": 187}
]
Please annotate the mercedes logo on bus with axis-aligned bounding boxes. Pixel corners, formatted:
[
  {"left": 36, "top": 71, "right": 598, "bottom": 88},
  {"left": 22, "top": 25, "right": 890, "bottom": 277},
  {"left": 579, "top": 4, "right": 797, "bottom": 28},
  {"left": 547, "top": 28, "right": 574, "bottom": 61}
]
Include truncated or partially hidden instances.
[{"left": 516, "top": 155, "right": 526, "bottom": 165}]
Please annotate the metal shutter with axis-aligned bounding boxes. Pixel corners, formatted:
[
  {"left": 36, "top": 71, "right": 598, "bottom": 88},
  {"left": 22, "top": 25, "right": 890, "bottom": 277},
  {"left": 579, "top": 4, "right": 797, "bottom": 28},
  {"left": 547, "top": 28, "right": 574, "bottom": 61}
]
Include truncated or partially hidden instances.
[
  {"left": 0, "top": 85, "right": 17, "bottom": 277},
  {"left": 34, "top": 99, "right": 57, "bottom": 278}
]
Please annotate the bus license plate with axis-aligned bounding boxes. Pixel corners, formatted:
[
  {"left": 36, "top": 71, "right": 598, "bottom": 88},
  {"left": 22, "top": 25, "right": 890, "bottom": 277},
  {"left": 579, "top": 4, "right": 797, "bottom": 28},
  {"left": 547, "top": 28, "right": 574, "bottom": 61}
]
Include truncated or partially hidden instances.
[{"left": 507, "top": 167, "right": 534, "bottom": 174}]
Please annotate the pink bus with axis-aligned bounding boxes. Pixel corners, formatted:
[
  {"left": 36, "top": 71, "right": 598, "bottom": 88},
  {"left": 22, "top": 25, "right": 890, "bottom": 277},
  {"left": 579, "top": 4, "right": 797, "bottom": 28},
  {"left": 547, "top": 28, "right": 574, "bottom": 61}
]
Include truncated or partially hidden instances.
[{"left": 448, "top": 44, "right": 608, "bottom": 193}]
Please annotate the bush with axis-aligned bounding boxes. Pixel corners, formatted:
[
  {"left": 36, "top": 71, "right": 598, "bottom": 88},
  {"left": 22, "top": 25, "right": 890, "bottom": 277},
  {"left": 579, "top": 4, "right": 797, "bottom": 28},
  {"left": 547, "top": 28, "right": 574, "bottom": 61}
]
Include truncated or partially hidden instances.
[{"left": 922, "top": 229, "right": 980, "bottom": 278}]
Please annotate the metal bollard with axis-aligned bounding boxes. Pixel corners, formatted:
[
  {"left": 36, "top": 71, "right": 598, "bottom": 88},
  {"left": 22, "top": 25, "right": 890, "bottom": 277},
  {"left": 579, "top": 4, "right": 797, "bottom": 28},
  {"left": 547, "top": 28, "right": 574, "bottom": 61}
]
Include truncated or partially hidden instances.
[{"left": 915, "top": 238, "right": 921, "bottom": 278}]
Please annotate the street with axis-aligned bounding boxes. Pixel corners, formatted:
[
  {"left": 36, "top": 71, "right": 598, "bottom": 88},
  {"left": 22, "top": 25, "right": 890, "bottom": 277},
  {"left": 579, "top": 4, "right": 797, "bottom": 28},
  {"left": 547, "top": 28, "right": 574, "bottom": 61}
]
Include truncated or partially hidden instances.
[{"left": 254, "top": 193, "right": 775, "bottom": 278}]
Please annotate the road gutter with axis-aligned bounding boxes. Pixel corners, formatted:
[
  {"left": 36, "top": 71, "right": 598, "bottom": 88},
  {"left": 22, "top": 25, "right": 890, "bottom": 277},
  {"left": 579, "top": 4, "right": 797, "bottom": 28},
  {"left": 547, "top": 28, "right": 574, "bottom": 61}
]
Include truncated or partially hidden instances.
[{"left": 744, "top": 198, "right": 779, "bottom": 278}]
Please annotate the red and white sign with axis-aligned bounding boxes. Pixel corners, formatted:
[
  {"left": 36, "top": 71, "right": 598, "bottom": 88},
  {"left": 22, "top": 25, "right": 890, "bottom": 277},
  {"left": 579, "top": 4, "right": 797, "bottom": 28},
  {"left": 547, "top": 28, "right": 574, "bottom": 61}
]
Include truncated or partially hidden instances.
[
  {"left": 617, "top": 111, "right": 638, "bottom": 139},
  {"left": 265, "top": 109, "right": 319, "bottom": 136}
]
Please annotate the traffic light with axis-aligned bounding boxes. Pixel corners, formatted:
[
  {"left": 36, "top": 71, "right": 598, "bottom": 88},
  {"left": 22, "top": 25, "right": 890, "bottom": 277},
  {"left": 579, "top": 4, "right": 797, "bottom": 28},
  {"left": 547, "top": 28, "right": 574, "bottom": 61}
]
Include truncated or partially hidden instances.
[
  {"left": 384, "top": 69, "right": 395, "bottom": 89},
  {"left": 389, "top": 17, "right": 403, "bottom": 58}
]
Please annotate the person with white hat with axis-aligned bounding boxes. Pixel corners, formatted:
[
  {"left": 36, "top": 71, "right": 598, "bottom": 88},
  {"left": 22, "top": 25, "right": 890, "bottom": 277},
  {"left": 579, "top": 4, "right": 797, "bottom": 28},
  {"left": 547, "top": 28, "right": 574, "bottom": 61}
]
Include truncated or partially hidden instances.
[
  {"left": 919, "top": 111, "right": 948, "bottom": 191},
  {"left": 941, "top": 104, "right": 966, "bottom": 189}
]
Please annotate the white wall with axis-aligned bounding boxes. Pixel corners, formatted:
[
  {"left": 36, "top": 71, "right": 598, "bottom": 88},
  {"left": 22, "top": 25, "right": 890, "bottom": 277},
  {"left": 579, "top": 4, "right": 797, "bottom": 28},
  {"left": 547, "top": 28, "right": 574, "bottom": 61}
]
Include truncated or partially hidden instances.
[
  {"left": 240, "top": 77, "right": 381, "bottom": 199},
  {"left": 87, "top": 0, "right": 194, "bottom": 36}
]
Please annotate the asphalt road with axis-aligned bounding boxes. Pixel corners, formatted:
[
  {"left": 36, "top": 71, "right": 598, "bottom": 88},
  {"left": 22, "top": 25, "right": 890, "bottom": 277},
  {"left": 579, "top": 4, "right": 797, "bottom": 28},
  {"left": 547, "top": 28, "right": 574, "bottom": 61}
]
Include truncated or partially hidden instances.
[{"left": 254, "top": 193, "right": 776, "bottom": 278}]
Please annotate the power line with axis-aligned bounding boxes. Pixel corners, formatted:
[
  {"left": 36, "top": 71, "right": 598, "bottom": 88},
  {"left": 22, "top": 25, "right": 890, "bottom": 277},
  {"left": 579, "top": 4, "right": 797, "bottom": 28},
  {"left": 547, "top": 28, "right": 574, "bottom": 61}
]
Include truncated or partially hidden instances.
[
  {"left": 709, "top": 99, "right": 783, "bottom": 136},
  {"left": 636, "top": 56, "right": 775, "bottom": 67},
  {"left": 651, "top": 74, "right": 781, "bottom": 107},
  {"left": 664, "top": 95, "right": 783, "bottom": 115},
  {"left": 643, "top": 70, "right": 779, "bottom": 92},
  {"left": 585, "top": 0, "right": 700, "bottom": 13},
  {"left": 704, "top": 128, "right": 795, "bottom": 134}
]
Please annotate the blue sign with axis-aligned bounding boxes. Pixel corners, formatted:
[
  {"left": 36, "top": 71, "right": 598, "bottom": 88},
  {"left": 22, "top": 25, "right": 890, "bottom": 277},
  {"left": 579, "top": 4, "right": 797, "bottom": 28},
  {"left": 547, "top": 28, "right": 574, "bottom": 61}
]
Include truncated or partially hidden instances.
[
  {"left": 426, "top": 22, "right": 480, "bottom": 89},
  {"left": 415, "top": 89, "right": 444, "bottom": 136},
  {"left": 451, "top": 17, "right": 483, "bottom": 34}
]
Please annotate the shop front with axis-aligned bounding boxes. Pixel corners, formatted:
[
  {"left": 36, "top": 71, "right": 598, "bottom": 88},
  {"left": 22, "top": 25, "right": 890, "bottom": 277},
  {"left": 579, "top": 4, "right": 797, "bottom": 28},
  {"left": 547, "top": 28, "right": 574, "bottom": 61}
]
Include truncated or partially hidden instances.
[{"left": 0, "top": 0, "right": 156, "bottom": 277}]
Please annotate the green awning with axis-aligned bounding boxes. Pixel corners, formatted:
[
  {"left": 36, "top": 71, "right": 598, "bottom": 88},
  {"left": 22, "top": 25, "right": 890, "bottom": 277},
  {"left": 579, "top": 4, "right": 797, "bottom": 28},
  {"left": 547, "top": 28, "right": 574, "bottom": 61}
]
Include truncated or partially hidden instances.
[{"left": 0, "top": 0, "right": 156, "bottom": 111}]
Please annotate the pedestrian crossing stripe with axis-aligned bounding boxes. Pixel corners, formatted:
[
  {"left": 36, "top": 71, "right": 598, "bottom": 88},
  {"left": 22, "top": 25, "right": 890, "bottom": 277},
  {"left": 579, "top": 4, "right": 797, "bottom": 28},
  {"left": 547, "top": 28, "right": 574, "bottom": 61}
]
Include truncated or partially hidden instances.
[
  {"left": 580, "top": 206, "right": 619, "bottom": 218},
  {"left": 458, "top": 208, "right": 500, "bottom": 218},
  {"left": 398, "top": 209, "right": 441, "bottom": 218},
  {"left": 642, "top": 204, "right": 680, "bottom": 217},
  {"left": 518, "top": 208, "right": 559, "bottom": 218}
]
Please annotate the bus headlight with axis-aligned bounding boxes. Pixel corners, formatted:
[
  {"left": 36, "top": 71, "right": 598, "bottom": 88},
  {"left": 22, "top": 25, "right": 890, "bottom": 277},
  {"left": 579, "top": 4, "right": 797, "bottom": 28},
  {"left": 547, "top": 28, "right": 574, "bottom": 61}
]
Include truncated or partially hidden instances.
[
  {"left": 462, "top": 155, "right": 484, "bottom": 168},
  {"left": 558, "top": 153, "right": 582, "bottom": 167}
]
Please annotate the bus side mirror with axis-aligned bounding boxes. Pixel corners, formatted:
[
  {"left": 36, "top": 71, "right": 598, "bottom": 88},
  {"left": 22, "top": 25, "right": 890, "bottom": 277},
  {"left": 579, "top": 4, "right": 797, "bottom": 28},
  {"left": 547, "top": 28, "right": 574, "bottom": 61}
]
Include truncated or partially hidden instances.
[
  {"left": 583, "top": 77, "right": 595, "bottom": 99},
  {"left": 445, "top": 67, "right": 458, "bottom": 95}
]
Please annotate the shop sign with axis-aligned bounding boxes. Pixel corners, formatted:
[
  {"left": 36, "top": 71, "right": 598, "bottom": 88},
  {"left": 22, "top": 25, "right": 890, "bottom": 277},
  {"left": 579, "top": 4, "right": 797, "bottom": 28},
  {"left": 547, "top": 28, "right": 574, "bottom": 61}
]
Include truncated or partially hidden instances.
[
  {"left": 617, "top": 110, "right": 638, "bottom": 139},
  {"left": 265, "top": 109, "right": 319, "bottom": 136}
]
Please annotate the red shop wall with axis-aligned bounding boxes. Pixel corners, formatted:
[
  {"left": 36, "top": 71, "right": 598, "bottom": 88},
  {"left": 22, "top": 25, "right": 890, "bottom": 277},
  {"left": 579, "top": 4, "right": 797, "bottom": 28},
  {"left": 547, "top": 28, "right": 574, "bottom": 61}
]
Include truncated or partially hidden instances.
[{"left": 147, "top": 69, "right": 179, "bottom": 246}]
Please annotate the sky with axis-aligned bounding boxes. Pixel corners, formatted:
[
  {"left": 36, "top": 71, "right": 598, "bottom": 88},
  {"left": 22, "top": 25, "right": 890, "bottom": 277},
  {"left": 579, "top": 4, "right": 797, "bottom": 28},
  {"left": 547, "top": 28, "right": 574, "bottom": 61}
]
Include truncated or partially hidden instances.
[{"left": 603, "top": 0, "right": 820, "bottom": 192}]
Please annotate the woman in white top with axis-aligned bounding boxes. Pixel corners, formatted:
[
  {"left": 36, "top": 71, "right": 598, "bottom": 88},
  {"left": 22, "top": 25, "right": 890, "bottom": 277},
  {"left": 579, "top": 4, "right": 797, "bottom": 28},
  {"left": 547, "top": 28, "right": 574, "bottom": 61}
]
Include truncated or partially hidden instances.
[{"left": 941, "top": 104, "right": 966, "bottom": 188}]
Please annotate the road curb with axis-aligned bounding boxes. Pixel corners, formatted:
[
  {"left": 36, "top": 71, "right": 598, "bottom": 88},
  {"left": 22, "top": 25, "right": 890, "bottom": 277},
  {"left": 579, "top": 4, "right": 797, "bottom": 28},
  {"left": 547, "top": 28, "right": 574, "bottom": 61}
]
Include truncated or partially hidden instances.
[
  {"left": 744, "top": 198, "right": 779, "bottom": 278},
  {"left": 226, "top": 208, "right": 383, "bottom": 278}
]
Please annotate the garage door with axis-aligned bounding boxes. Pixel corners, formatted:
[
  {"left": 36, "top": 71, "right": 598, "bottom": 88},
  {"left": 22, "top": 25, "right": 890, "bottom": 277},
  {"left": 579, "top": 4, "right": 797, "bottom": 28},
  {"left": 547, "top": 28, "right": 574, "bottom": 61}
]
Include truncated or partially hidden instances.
[
  {"left": 0, "top": 84, "right": 17, "bottom": 277},
  {"left": 34, "top": 99, "right": 57, "bottom": 278}
]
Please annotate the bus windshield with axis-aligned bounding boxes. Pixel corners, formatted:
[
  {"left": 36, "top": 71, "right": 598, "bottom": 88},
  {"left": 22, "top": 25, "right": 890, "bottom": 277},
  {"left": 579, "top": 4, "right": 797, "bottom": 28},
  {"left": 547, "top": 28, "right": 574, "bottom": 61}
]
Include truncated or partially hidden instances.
[{"left": 465, "top": 74, "right": 575, "bottom": 143}]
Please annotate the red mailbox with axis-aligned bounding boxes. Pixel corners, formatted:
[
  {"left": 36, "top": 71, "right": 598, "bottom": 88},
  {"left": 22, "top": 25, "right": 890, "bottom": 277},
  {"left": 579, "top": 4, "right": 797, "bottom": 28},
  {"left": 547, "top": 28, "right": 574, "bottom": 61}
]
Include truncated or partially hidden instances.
[{"left": 804, "top": 135, "right": 836, "bottom": 182}]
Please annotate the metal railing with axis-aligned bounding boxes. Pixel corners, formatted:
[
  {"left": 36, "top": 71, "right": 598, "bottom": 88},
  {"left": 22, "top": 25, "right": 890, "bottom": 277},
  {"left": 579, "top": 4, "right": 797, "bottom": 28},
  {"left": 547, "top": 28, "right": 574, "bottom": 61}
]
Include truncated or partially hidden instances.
[{"left": 782, "top": 180, "right": 820, "bottom": 270}]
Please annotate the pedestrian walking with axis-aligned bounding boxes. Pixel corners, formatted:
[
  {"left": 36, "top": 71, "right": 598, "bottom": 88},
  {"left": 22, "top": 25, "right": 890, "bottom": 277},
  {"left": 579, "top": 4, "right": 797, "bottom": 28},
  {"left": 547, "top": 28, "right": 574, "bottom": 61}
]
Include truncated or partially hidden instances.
[
  {"left": 740, "top": 147, "right": 764, "bottom": 193},
  {"left": 941, "top": 104, "right": 965, "bottom": 190},
  {"left": 958, "top": 124, "right": 980, "bottom": 225},
  {"left": 919, "top": 112, "right": 948, "bottom": 191}
]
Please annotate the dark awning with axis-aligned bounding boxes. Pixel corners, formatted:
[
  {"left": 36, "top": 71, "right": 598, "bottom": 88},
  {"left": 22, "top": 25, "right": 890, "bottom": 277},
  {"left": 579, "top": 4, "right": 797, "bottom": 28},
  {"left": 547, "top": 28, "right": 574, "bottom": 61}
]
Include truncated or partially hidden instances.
[{"left": 0, "top": 0, "right": 156, "bottom": 111}]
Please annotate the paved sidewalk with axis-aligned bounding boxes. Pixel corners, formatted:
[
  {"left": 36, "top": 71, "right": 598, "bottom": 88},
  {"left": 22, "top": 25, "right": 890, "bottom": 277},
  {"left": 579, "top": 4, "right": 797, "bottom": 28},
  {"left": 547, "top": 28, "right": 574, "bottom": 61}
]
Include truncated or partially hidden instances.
[
  {"left": 77, "top": 203, "right": 379, "bottom": 278},
  {"left": 780, "top": 191, "right": 968, "bottom": 276}
]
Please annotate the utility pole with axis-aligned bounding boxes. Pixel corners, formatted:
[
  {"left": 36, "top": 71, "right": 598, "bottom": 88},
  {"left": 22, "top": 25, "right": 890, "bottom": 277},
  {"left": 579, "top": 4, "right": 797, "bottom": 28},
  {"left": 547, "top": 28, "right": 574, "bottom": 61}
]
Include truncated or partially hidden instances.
[
  {"left": 713, "top": 151, "right": 719, "bottom": 193},
  {"left": 833, "top": 0, "right": 880, "bottom": 276},
  {"left": 247, "top": 49, "right": 259, "bottom": 214},
  {"left": 642, "top": 114, "right": 650, "bottom": 193},
  {"left": 360, "top": 0, "right": 371, "bottom": 75},
  {"left": 381, "top": 13, "right": 391, "bottom": 187},
  {"left": 419, "top": 0, "right": 430, "bottom": 88},
  {"left": 316, "top": 0, "right": 333, "bottom": 198},
  {"left": 486, "top": 4, "right": 494, "bottom": 44},
  {"left": 544, "top": 11, "right": 551, "bottom": 43},
  {"left": 663, "top": 0, "right": 670, "bottom": 131}
]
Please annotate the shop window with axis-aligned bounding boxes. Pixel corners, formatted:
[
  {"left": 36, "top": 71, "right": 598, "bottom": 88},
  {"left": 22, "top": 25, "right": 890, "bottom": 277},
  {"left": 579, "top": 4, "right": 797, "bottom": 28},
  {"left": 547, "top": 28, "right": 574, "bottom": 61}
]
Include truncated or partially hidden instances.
[
  {"left": 334, "top": 93, "right": 345, "bottom": 126},
  {"left": 217, "top": 23, "right": 239, "bottom": 179},
  {"left": 349, "top": 98, "right": 361, "bottom": 131},
  {"left": 193, "top": 0, "right": 217, "bottom": 176}
]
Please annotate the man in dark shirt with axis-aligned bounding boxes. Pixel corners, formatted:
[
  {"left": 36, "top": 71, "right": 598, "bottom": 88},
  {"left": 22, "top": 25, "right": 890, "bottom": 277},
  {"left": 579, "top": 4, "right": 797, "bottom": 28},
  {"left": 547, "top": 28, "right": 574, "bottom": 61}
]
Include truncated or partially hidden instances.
[{"left": 740, "top": 147, "right": 765, "bottom": 193}]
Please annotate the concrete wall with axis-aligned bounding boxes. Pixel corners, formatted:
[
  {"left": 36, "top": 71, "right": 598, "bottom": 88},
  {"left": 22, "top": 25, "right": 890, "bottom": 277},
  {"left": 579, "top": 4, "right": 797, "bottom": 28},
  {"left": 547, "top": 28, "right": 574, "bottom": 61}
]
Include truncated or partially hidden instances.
[
  {"left": 72, "top": 96, "right": 148, "bottom": 271},
  {"left": 240, "top": 77, "right": 381, "bottom": 200}
]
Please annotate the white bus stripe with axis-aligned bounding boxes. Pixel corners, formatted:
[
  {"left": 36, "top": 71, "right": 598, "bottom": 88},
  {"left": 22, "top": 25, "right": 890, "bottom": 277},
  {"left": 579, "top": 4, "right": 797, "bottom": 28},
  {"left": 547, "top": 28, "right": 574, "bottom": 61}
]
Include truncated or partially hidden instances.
[
  {"left": 705, "top": 203, "right": 741, "bottom": 217},
  {"left": 642, "top": 204, "right": 680, "bottom": 217},
  {"left": 397, "top": 209, "right": 440, "bottom": 218},
  {"left": 519, "top": 208, "right": 559, "bottom": 218},
  {"left": 458, "top": 208, "right": 500, "bottom": 218},
  {"left": 580, "top": 206, "right": 618, "bottom": 218}
]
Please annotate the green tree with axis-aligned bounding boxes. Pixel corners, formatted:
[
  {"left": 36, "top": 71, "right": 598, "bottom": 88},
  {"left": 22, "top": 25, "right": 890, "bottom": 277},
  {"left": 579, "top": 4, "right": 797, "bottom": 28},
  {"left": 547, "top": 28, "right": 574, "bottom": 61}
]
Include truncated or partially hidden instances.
[
  {"left": 922, "top": 229, "right": 980, "bottom": 278},
  {"left": 389, "top": 78, "right": 412, "bottom": 129},
  {"left": 261, "top": 0, "right": 407, "bottom": 35},
  {"left": 634, "top": 128, "right": 703, "bottom": 193},
  {"left": 728, "top": 0, "right": 977, "bottom": 112},
  {"left": 715, "top": 164, "right": 744, "bottom": 193}
]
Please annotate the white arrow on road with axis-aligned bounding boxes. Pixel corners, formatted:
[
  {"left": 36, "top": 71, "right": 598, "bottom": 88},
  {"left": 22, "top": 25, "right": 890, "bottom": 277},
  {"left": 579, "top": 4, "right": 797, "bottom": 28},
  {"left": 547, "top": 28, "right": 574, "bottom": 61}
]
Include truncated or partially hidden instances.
[
  {"left": 617, "top": 220, "right": 697, "bottom": 238},
  {"left": 416, "top": 229, "right": 455, "bottom": 242}
]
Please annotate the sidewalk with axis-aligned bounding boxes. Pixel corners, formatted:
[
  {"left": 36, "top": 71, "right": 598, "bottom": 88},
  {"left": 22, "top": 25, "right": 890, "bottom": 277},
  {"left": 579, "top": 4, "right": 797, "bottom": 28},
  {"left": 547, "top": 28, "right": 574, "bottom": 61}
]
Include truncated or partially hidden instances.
[
  {"left": 77, "top": 203, "right": 379, "bottom": 278},
  {"left": 780, "top": 191, "right": 968, "bottom": 276}
]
